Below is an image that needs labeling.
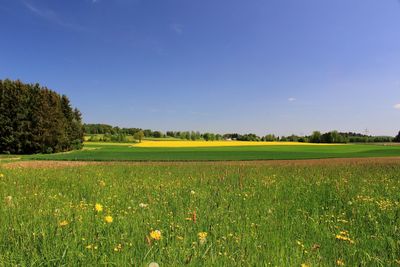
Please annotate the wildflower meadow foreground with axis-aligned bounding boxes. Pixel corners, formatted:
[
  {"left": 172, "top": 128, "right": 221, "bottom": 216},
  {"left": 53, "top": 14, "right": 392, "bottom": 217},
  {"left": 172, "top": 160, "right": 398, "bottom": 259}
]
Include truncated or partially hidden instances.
[{"left": 0, "top": 160, "right": 399, "bottom": 266}]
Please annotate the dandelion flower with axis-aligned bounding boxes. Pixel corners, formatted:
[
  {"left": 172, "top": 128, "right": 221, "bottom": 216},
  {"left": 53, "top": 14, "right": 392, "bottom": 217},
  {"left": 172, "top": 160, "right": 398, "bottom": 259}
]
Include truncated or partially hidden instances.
[
  {"left": 150, "top": 230, "right": 162, "bottom": 240},
  {"left": 198, "top": 232, "right": 208, "bottom": 245},
  {"left": 301, "top": 264, "right": 310, "bottom": 267},
  {"left": 59, "top": 220, "right": 69, "bottom": 227},
  {"left": 0, "top": 174, "right": 4, "bottom": 178},
  {"left": 104, "top": 215, "right": 113, "bottom": 223},
  {"left": 95, "top": 203, "right": 103, "bottom": 212}
]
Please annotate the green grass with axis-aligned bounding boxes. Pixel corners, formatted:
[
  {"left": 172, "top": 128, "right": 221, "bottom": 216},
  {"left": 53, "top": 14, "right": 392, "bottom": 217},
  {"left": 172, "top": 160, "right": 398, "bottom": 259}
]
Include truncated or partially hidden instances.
[
  {"left": 27, "top": 142, "right": 400, "bottom": 161},
  {"left": 0, "top": 161, "right": 399, "bottom": 266}
]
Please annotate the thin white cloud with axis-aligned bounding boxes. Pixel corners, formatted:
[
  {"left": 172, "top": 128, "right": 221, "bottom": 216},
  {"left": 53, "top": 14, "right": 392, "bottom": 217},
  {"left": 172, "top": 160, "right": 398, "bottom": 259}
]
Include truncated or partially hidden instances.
[
  {"left": 288, "top": 97, "right": 296, "bottom": 102},
  {"left": 24, "top": 2, "right": 57, "bottom": 20},
  {"left": 170, "top": 23, "right": 184, "bottom": 35},
  {"left": 394, "top": 103, "right": 400, "bottom": 110},
  {"left": 23, "top": 1, "right": 87, "bottom": 32}
]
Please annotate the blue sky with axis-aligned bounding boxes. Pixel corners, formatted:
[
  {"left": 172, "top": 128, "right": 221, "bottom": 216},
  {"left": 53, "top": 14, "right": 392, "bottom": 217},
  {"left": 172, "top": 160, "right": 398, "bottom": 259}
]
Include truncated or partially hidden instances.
[{"left": 1, "top": 0, "right": 400, "bottom": 136}]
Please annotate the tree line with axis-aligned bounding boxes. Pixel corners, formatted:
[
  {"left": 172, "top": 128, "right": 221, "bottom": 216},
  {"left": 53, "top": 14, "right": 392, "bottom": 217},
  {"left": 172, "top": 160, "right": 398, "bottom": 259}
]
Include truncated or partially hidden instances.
[
  {"left": 84, "top": 124, "right": 399, "bottom": 143},
  {"left": 308, "top": 131, "right": 394, "bottom": 143},
  {"left": 0, "top": 79, "right": 84, "bottom": 154}
]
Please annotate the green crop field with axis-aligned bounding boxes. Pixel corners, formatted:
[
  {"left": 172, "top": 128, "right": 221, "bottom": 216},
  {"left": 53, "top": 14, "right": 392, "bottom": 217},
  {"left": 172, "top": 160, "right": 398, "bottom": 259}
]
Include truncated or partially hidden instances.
[
  {"left": 26, "top": 142, "right": 400, "bottom": 161},
  {"left": 0, "top": 160, "right": 399, "bottom": 266}
]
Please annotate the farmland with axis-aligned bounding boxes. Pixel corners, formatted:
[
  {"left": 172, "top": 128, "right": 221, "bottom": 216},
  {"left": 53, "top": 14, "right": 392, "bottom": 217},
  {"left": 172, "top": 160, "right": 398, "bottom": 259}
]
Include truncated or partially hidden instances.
[
  {"left": 27, "top": 141, "right": 400, "bottom": 161},
  {"left": 3, "top": 141, "right": 400, "bottom": 265},
  {"left": 1, "top": 159, "right": 400, "bottom": 266},
  {"left": 3, "top": 137, "right": 400, "bottom": 266}
]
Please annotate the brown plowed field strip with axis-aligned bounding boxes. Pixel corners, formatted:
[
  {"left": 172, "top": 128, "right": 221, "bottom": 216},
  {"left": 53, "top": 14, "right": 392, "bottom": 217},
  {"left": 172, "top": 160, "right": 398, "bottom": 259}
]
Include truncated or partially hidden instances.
[{"left": 2, "top": 157, "right": 400, "bottom": 169}]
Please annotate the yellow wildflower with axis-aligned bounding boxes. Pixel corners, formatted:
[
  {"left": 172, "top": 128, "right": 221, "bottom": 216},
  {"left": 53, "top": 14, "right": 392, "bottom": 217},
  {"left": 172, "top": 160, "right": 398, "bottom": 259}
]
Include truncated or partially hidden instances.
[
  {"left": 59, "top": 220, "right": 69, "bottom": 227},
  {"left": 99, "top": 180, "right": 106, "bottom": 187},
  {"left": 301, "top": 264, "right": 310, "bottom": 267},
  {"left": 198, "top": 232, "right": 208, "bottom": 245},
  {"left": 376, "top": 199, "right": 394, "bottom": 210},
  {"left": 150, "top": 230, "right": 162, "bottom": 240},
  {"left": 0, "top": 174, "right": 4, "bottom": 178},
  {"left": 296, "top": 240, "right": 305, "bottom": 248},
  {"left": 114, "top": 243, "right": 122, "bottom": 252},
  {"left": 336, "top": 259, "right": 345, "bottom": 266},
  {"left": 104, "top": 215, "right": 113, "bottom": 223},
  {"left": 86, "top": 244, "right": 98, "bottom": 250},
  {"left": 95, "top": 203, "right": 103, "bottom": 212},
  {"left": 335, "top": 230, "right": 354, "bottom": 244}
]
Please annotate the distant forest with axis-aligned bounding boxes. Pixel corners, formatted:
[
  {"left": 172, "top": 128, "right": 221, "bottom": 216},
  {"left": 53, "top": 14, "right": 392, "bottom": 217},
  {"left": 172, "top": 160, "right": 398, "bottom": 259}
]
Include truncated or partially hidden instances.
[
  {"left": 0, "top": 80, "right": 84, "bottom": 154},
  {"left": 84, "top": 124, "right": 398, "bottom": 143}
]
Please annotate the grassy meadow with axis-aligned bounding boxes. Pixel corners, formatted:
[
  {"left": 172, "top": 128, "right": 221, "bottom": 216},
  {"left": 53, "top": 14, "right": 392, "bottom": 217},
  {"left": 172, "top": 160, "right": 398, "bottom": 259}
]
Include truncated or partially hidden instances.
[
  {"left": 27, "top": 141, "right": 400, "bottom": 161},
  {"left": 0, "top": 160, "right": 400, "bottom": 266}
]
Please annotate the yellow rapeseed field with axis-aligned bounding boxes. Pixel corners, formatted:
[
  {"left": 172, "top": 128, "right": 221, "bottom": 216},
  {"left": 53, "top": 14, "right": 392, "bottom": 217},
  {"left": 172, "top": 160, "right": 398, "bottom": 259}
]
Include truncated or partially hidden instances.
[{"left": 133, "top": 140, "right": 338, "bottom": 148}]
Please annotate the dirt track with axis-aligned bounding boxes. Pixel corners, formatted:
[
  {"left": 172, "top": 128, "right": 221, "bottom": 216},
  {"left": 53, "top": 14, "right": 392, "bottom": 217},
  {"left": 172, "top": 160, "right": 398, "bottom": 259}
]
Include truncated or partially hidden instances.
[{"left": 2, "top": 157, "right": 400, "bottom": 169}]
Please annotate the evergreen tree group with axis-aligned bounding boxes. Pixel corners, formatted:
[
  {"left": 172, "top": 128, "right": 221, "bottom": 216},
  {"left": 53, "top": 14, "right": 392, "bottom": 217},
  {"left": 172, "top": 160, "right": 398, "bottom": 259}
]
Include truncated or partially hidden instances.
[
  {"left": 0, "top": 79, "right": 84, "bottom": 154},
  {"left": 394, "top": 131, "right": 400, "bottom": 142}
]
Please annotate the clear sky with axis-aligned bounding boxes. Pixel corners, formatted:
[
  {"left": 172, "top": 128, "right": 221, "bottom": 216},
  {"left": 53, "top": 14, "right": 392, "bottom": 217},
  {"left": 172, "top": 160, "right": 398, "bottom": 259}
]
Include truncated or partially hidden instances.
[{"left": 1, "top": 0, "right": 400, "bottom": 136}]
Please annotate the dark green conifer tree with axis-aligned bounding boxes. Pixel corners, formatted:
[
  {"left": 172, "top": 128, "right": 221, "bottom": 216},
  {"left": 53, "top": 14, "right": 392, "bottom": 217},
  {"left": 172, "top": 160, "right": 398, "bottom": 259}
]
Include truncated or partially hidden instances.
[{"left": 0, "top": 79, "right": 84, "bottom": 154}]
